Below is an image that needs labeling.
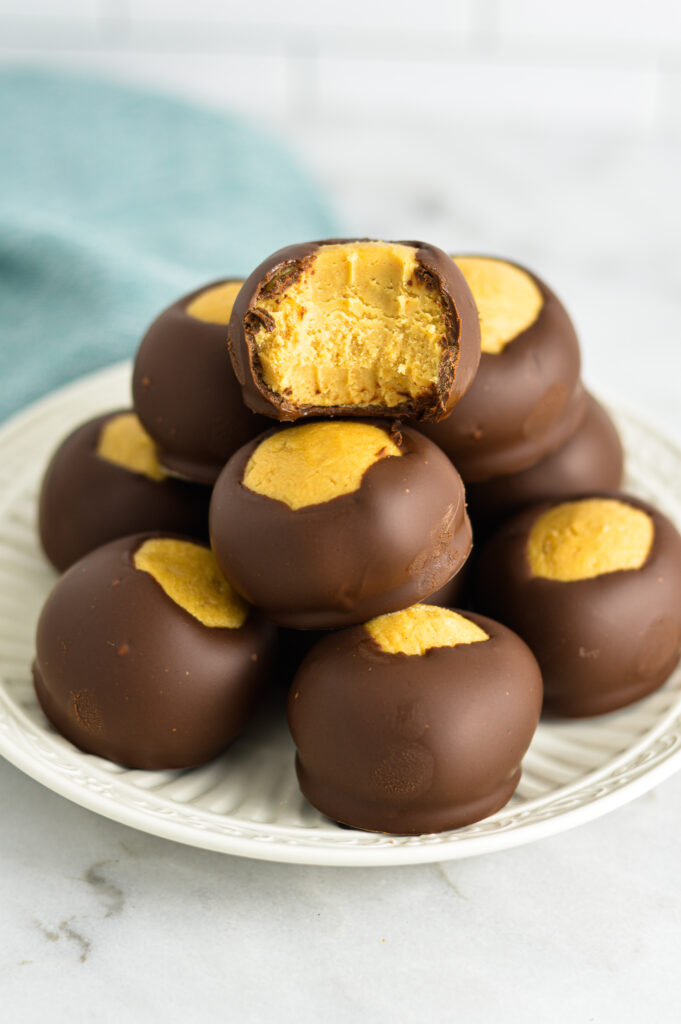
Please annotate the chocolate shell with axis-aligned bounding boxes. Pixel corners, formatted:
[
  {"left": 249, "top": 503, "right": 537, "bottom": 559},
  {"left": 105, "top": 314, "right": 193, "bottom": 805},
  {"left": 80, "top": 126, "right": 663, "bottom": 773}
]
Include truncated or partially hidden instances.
[
  {"left": 39, "top": 411, "right": 211, "bottom": 573},
  {"left": 228, "top": 239, "right": 481, "bottom": 422},
  {"left": 33, "top": 534, "right": 276, "bottom": 768},
  {"left": 287, "top": 611, "right": 542, "bottom": 834},
  {"left": 466, "top": 393, "right": 624, "bottom": 535},
  {"left": 423, "top": 561, "right": 470, "bottom": 609},
  {"left": 474, "top": 495, "right": 681, "bottom": 717},
  {"left": 132, "top": 280, "right": 270, "bottom": 485},
  {"left": 419, "top": 259, "right": 585, "bottom": 481},
  {"left": 209, "top": 422, "right": 472, "bottom": 629}
]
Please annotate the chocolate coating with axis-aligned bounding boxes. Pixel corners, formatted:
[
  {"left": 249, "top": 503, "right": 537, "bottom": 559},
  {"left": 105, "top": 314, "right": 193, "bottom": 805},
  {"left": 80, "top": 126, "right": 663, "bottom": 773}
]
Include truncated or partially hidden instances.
[
  {"left": 132, "top": 280, "right": 270, "bottom": 484},
  {"left": 209, "top": 422, "right": 472, "bottom": 629},
  {"left": 419, "top": 261, "right": 585, "bottom": 481},
  {"left": 287, "top": 612, "right": 542, "bottom": 834},
  {"left": 474, "top": 494, "right": 681, "bottom": 717},
  {"left": 423, "top": 563, "right": 469, "bottom": 609},
  {"left": 33, "top": 534, "right": 276, "bottom": 768},
  {"left": 228, "top": 239, "right": 481, "bottom": 422},
  {"left": 466, "top": 393, "right": 624, "bottom": 535},
  {"left": 39, "top": 412, "right": 211, "bottom": 573}
]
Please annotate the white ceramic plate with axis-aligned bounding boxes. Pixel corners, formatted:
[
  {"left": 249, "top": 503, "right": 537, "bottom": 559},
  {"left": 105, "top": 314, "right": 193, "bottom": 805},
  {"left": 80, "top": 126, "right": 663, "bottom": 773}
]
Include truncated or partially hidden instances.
[{"left": 1, "top": 362, "right": 681, "bottom": 866}]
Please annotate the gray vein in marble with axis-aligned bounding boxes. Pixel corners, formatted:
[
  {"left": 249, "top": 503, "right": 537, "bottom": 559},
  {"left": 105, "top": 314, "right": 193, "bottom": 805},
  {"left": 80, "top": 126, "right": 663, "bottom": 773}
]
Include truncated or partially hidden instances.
[
  {"left": 34, "top": 918, "right": 91, "bottom": 963},
  {"left": 83, "top": 860, "right": 125, "bottom": 918},
  {"left": 58, "top": 921, "right": 91, "bottom": 963},
  {"left": 35, "top": 923, "right": 58, "bottom": 943},
  {"left": 27, "top": 860, "right": 124, "bottom": 967}
]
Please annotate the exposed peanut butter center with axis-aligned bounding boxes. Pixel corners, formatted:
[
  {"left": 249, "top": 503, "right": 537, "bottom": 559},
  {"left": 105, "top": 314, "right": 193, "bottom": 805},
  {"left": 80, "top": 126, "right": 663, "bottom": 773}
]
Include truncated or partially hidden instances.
[
  {"left": 97, "top": 413, "right": 166, "bottom": 482},
  {"left": 252, "top": 242, "right": 448, "bottom": 409},
  {"left": 243, "top": 421, "right": 402, "bottom": 511},
  {"left": 453, "top": 256, "right": 543, "bottom": 354},
  {"left": 134, "top": 538, "right": 248, "bottom": 628},
  {"left": 185, "top": 280, "right": 243, "bottom": 324},
  {"left": 527, "top": 499, "right": 654, "bottom": 582},
  {"left": 366, "top": 604, "right": 489, "bottom": 656}
]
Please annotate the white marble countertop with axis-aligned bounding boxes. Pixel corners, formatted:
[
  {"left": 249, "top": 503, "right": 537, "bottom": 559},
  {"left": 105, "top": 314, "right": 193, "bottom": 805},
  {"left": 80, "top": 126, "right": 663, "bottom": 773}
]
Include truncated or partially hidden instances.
[
  {"left": 3, "top": 757, "right": 681, "bottom": 1022},
  {"left": 2, "top": 51, "right": 681, "bottom": 1022}
]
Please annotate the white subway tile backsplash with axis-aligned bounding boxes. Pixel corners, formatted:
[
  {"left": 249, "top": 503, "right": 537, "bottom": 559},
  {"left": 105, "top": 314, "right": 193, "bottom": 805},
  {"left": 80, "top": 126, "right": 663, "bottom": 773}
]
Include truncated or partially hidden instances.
[
  {"left": 1, "top": 0, "right": 677, "bottom": 135},
  {"left": 498, "top": 0, "right": 681, "bottom": 46},
  {"left": 111, "top": 52, "right": 290, "bottom": 115},
  {"left": 658, "top": 69, "right": 681, "bottom": 132},
  {"left": 0, "top": 49, "right": 290, "bottom": 117},
  {"left": 128, "top": 0, "right": 470, "bottom": 34},
  {"left": 317, "top": 56, "right": 659, "bottom": 128},
  {"left": 0, "top": 1, "right": 96, "bottom": 15}
]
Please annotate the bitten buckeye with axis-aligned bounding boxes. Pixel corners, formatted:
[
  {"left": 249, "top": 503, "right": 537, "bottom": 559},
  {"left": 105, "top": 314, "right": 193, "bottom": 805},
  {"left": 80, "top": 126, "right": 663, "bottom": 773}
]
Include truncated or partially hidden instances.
[{"left": 228, "top": 240, "right": 480, "bottom": 422}]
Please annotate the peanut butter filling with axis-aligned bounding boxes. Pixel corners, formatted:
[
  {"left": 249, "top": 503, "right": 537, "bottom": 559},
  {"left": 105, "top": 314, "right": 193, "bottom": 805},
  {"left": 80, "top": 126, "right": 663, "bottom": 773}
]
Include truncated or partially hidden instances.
[
  {"left": 366, "top": 604, "right": 488, "bottom": 656},
  {"left": 134, "top": 538, "right": 248, "bottom": 628},
  {"left": 527, "top": 498, "right": 654, "bottom": 582},
  {"left": 252, "top": 242, "right": 448, "bottom": 408},
  {"left": 454, "top": 256, "right": 543, "bottom": 355},
  {"left": 186, "top": 281, "right": 243, "bottom": 325},
  {"left": 243, "top": 421, "right": 402, "bottom": 510},
  {"left": 97, "top": 413, "right": 166, "bottom": 482}
]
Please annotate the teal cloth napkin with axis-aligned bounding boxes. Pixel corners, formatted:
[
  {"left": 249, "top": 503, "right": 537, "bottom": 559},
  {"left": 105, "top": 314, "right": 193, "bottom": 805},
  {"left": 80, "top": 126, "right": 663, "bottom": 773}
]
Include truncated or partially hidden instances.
[{"left": 0, "top": 69, "right": 338, "bottom": 422}]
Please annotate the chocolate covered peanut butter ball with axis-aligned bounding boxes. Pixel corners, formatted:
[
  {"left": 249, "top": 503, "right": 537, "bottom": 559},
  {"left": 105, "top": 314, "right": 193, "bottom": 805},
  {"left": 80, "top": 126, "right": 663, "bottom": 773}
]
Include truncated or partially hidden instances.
[
  {"left": 39, "top": 411, "right": 210, "bottom": 573},
  {"left": 287, "top": 605, "right": 542, "bottom": 834},
  {"left": 475, "top": 495, "right": 681, "bottom": 717},
  {"left": 210, "top": 420, "right": 472, "bottom": 629},
  {"left": 420, "top": 256, "right": 586, "bottom": 480},
  {"left": 133, "top": 280, "right": 270, "bottom": 484},
  {"left": 228, "top": 240, "right": 481, "bottom": 422},
  {"left": 33, "top": 535, "right": 275, "bottom": 768}
]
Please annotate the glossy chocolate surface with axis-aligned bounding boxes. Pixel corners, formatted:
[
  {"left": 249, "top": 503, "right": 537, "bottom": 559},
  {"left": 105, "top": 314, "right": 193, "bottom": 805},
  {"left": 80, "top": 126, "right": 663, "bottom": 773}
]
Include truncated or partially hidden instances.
[
  {"left": 466, "top": 393, "right": 624, "bottom": 535},
  {"left": 33, "top": 534, "right": 276, "bottom": 769},
  {"left": 228, "top": 239, "right": 481, "bottom": 422},
  {"left": 209, "top": 422, "right": 472, "bottom": 629},
  {"left": 419, "top": 261, "right": 585, "bottom": 481},
  {"left": 474, "top": 494, "right": 681, "bottom": 717},
  {"left": 39, "top": 411, "right": 211, "bottom": 573},
  {"left": 423, "top": 563, "right": 469, "bottom": 609},
  {"left": 132, "top": 280, "right": 270, "bottom": 484},
  {"left": 287, "top": 611, "right": 542, "bottom": 834}
]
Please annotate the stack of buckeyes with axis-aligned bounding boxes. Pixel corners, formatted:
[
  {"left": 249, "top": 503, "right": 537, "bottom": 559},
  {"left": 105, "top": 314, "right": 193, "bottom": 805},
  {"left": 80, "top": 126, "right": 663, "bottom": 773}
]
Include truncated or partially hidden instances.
[{"left": 33, "top": 240, "right": 681, "bottom": 836}]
